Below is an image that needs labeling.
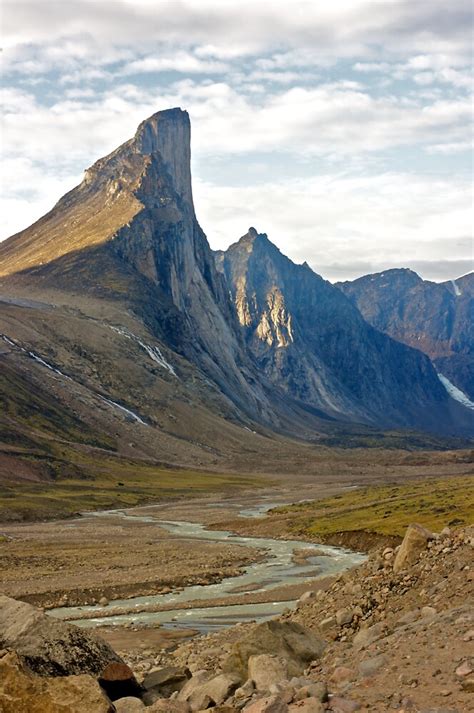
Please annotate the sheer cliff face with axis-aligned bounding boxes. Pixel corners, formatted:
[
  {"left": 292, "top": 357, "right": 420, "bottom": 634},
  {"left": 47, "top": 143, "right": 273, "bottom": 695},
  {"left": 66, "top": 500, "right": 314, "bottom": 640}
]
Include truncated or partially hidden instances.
[
  {"left": 219, "top": 230, "right": 456, "bottom": 430},
  {"left": 338, "top": 270, "right": 474, "bottom": 399},
  {"left": 0, "top": 109, "right": 264, "bottom": 416}
]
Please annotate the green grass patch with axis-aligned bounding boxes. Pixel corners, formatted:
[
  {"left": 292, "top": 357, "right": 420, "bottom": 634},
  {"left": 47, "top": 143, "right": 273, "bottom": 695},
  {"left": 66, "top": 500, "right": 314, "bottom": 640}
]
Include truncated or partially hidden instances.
[
  {"left": 0, "top": 452, "right": 263, "bottom": 521},
  {"left": 0, "top": 363, "right": 115, "bottom": 451},
  {"left": 272, "top": 475, "right": 474, "bottom": 539}
]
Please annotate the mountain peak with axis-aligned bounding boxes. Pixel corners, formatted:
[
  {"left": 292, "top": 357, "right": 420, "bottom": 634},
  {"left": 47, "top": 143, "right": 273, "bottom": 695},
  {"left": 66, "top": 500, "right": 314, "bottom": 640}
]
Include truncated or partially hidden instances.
[
  {"left": 238, "top": 227, "right": 271, "bottom": 248},
  {"left": 0, "top": 107, "right": 195, "bottom": 277},
  {"left": 131, "top": 107, "right": 192, "bottom": 206},
  {"left": 338, "top": 267, "right": 423, "bottom": 290},
  {"left": 133, "top": 107, "right": 189, "bottom": 153}
]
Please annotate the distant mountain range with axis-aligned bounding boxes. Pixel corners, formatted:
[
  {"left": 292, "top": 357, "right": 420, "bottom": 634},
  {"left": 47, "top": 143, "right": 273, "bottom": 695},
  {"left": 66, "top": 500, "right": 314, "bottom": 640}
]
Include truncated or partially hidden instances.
[
  {"left": 338, "top": 269, "right": 473, "bottom": 401},
  {"left": 0, "top": 108, "right": 472, "bottom": 480}
]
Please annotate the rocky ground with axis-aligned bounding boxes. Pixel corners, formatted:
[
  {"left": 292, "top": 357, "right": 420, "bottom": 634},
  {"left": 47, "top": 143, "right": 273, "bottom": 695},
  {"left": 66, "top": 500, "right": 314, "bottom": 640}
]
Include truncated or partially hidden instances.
[
  {"left": 1, "top": 522, "right": 472, "bottom": 712},
  {"left": 0, "top": 480, "right": 361, "bottom": 611},
  {"left": 0, "top": 514, "right": 260, "bottom": 609}
]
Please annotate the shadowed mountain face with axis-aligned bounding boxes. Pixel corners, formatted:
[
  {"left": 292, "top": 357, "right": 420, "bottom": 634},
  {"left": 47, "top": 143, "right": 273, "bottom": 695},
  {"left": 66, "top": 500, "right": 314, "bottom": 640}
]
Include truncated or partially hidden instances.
[
  {"left": 0, "top": 109, "right": 472, "bottom": 445},
  {"left": 217, "top": 230, "right": 464, "bottom": 432},
  {"left": 338, "top": 270, "right": 474, "bottom": 401}
]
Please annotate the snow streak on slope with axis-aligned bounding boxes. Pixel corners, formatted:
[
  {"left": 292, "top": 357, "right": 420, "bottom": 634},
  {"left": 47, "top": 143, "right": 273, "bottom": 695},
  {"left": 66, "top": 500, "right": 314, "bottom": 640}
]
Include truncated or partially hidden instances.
[
  {"left": 450, "top": 280, "right": 462, "bottom": 297},
  {"left": 100, "top": 397, "right": 146, "bottom": 424},
  {"left": 1, "top": 333, "right": 147, "bottom": 425},
  {"left": 1, "top": 334, "right": 72, "bottom": 379},
  {"left": 109, "top": 326, "right": 177, "bottom": 377},
  {"left": 437, "top": 373, "right": 474, "bottom": 410}
]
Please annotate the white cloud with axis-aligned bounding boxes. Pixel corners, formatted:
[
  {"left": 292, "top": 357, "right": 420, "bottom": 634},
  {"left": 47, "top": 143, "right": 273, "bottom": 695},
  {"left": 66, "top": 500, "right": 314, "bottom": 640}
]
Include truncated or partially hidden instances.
[
  {"left": 413, "top": 72, "right": 436, "bottom": 86},
  {"left": 1, "top": 0, "right": 472, "bottom": 282},
  {"left": 2, "top": 80, "right": 470, "bottom": 171},
  {"left": 353, "top": 53, "right": 473, "bottom": 91},
  {"left": 0, "top": 157, "right": 81, "bottom": 238},
  {"left": 353, "top": 62, "right": 391, "bottom": 73},
  {"left": 121, "top": 53, "right": 229, "bottom": 75},
  {"left": 2, "top": 1, "right": 472, "bottom": 69},
  {"left": 193, "top": 172, "right": 473, "bottom": 281},
  {"left": 426, "top": 140, "right": 474, "bottom": 154}
]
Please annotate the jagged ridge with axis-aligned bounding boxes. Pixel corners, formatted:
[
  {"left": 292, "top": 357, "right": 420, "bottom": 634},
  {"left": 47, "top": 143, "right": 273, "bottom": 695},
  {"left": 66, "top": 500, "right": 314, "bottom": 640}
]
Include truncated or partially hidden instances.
[
  {"left": 218, "top": 229, "right": 463, "bottom": 431},
  {"left": 0, "top": 109, "right": 472, "bottom": 437}
]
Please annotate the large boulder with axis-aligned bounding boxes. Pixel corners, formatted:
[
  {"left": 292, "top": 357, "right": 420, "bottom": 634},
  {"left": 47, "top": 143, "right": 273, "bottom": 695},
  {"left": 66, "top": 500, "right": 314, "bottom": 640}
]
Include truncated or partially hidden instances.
[
  {"left": 142, "top": 665, "right": 190, "bottom": 703},
  {"left": 223, "top": 621, "right": 326, "bottom": 681},
  {"left": 0, "top": 594, "right": 122, "bottom": 676},
  {"left": 248, "top": 654, "right": 289, "bottom": 691},
  {"left": 0, "top": 650, "right": 113, "bottom": 713},
  {"left": 178, "top": 671, "right": 241, "bottom": 710},
  {"left": 393, "top": 524, "right": 434, "bottom": 573}
]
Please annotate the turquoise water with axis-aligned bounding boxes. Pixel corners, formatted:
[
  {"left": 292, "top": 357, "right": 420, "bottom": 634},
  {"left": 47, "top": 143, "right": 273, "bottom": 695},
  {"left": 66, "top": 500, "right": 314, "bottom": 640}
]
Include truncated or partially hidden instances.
[{"left": 49, "top": 505, "right": 365, "bottom": 632}]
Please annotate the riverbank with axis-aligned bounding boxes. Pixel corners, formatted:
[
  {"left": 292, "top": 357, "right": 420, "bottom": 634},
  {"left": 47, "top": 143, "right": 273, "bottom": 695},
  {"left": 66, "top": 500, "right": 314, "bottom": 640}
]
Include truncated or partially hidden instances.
[
  {"left": 3, "top": 522, "right": 470, "bottom": 712},
  {"left": 0, "top": 511, "right": 261, "bottom": 609},
  {"left": 207, "top": 474, "right": 474, "bottom": 552},
  {"left": 0, "top": 480, "right": 355, "bottom": 609},
  {"left": 46, "top": 511, "right": 363, "bottom": 631},
  {"left": 1, "top": 473, "right": 471, "bottom": 620}
]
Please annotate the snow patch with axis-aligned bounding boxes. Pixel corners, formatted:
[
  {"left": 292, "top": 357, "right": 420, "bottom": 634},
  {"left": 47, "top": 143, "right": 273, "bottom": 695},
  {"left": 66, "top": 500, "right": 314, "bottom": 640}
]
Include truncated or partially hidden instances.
[
  {"left": 2, "top": 334, "right": 71, "bottom": 380},
  {"left": 100, "top": 397, "right": 146, "bottom": 425},
  {"left": 109, "top": 326, "right": 177, "bottom": 377},
  {"left": 437, "top": 373, "right": 474, "bottom": 410},
  {"left": 1, "top": 335, "right": 16, "bottom": 348},
  {"left": 28, "top": 351, "right": 69, "bottom": 378},
  {"left": 451, "top": 280, "right": 461, "bottom": 297},
  {"left": 2, "top": 333, "right": 147, "bottom": 425}
]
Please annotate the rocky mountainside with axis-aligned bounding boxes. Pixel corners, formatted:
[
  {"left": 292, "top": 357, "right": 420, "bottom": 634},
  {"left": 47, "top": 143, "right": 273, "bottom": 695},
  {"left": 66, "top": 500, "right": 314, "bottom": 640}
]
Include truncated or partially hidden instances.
[
  {"left": 0, "top": 109, "right": 268, "bottom": 422},
  {"left": 217, "top": 230, "right": 470, "bottom": 432},
  {"left": 0, "top": 108, "right": 472, "bottom": 453},
  {"left": 338, "top": 269, "right": 474, "bottom": 402}
]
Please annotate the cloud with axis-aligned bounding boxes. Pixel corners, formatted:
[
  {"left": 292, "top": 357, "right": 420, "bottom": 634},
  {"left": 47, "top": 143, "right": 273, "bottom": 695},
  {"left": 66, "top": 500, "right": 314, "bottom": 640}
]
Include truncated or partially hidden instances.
[
  {"left": 121, "top": 53, "right": 229, "bottom": 76},
  {"left": 0, "top": 157, "right": 81, "bottom": 239},
  {"left": 426, "top": 140, "right": 473, "bottom": 154},
  {"left": 353, "top": 53, "right": 473, "bottom": 91},
  {"left": 193, "top": 171, "right": 473, "bottom": 282},
  {"left": 353, "top": 62, "right": 391, "bottom": 73},
  {"left": 319, "top": 260, "right": 473, "bottom": 283},
  {"left": 2, "top": 1, "right": 472, "bottom": 67},
  {"left": 1, "top": 0, "right": 472, "bottom": 283},
  {"left": 1, "top": 79, "right": 471, "bottom": 174}
]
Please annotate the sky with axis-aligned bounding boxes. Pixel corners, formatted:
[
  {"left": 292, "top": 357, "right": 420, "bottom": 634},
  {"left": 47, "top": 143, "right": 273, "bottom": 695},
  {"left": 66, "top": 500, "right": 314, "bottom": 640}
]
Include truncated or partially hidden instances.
[{"left": 1, "top": 0, "right": 473, "bottom": 282}]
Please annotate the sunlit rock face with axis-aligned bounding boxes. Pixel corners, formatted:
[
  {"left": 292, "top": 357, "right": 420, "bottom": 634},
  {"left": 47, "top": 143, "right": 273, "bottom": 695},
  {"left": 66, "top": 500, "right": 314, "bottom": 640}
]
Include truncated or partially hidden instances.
[
  {"left": 219, "top": 228, "right": 455, "bottom": 428},
  {"left": 0, "top": 109, "right": 268, "bottom": 419}
]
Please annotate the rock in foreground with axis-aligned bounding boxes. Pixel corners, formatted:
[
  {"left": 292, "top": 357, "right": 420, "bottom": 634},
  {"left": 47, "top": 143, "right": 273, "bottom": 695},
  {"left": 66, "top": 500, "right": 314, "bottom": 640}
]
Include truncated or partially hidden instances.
[
  {"left": 223, "top": 620, "right": 326, "bottom": 680},
  {"left": 0, "top": 651, "right": 113, "bottom": 713},
  {"left": 0, "top": 593, "right": 122, "bottom": 676},
  {"left": 393, "top": 523, "right": 434, "bottom": 573}
]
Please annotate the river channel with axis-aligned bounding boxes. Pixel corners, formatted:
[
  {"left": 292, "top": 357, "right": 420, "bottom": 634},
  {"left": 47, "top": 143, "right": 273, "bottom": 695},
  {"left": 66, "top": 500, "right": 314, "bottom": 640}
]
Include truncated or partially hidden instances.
[{"left": 50, "top": 503, "right": 365, "bottom": 633}]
